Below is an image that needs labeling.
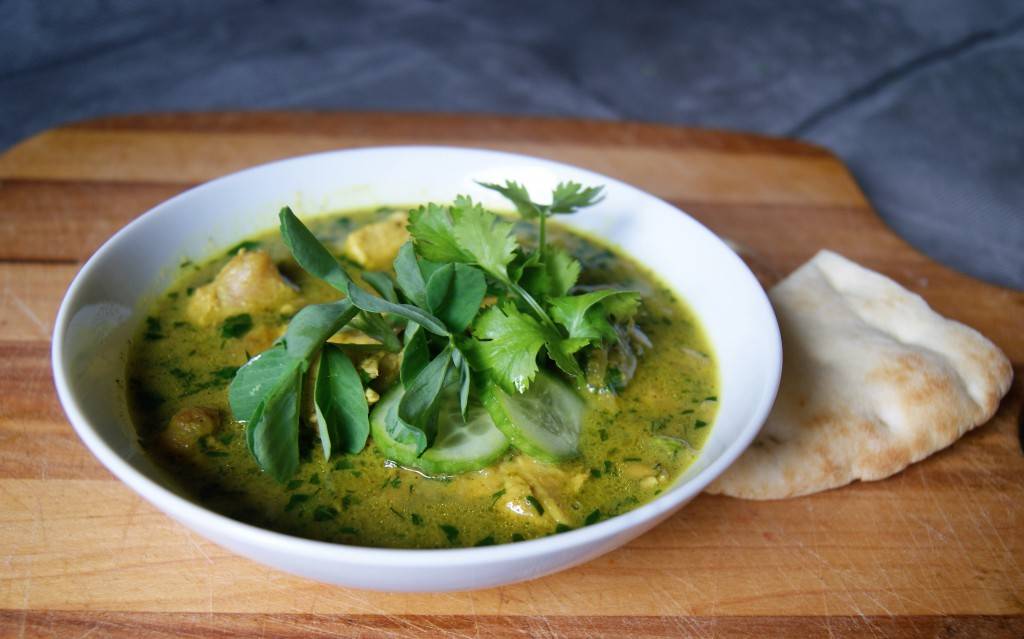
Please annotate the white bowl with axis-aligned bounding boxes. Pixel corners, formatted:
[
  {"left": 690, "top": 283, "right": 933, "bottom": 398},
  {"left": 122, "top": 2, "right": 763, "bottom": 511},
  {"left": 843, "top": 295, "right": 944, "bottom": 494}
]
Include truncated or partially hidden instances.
[{"left": 52, "top": 146, "right": 781, "bottom": 592}]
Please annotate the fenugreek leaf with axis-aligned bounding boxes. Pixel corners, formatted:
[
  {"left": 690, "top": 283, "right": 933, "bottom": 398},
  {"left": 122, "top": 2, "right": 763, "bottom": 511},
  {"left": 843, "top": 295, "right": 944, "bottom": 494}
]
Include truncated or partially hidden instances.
[
  {"left": 345, "top": 281, "right": 449, "bottom": 337},
  {"left": 361, "top": 271, "right": 398, "bottom": 303},
  {"left": 393, "top": 241, "right": 429, "bottom": 308},
  {"left": 279, "top": 207, "right": 352, "bottom": 293},
  {"left": 229, "top": 344, "right": 302, "bottom": 424},
  {"left": 400, "top": 322, "right": 430, "bottom": 385},
  {"left": 246, "top": 366, "right": 302, "bottom": 483},
  {"left": 351, "top": 311, "right": 402, "bottom": 352},
  {"left": 398, "top": 345, "right": 453, "bottom": 439},
  {"left": 427, "top": 263, "right": 487, "bottom": 333},
  {"left": 314, "top": 345, "right": 369, "bottom": 458},
  {"left": 283, "top": 299, "right": 357, "bottom": 362}
]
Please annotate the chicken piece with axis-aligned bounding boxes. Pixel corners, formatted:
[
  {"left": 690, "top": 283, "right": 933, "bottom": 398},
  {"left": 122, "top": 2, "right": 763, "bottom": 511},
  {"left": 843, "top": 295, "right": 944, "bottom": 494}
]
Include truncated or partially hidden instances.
[
  {"left": 375, "top": 352, "right": 402, "bottom": 388},
  {"left": 496, "top": 474, "right": 539, "bottom": 519},
  {"left": 186, "top": 250, "right": 297, "bottom": 326},
  {"left": 622, "top": 462, "right": 657, "bottom": 480},
  {"left": 509, "top": 456, "right": 588, "bottom": 524},
  {"left": 327, "top": 328, "right": 380, "bottom": 346},
  {"left": 342, "top": 212, "right": 409, "bottom": 270},
  {"left": 489, "top": 455, "right": 589, "bottom": 525},
  {"left": 622, "top": 462, "right": 668, "bottom": 490},
  {"left": 359, "top": 356, "right": 380, "bottom": 380},
  {"left": 161, "top": 407, "right": 220, "bottom": 453}
]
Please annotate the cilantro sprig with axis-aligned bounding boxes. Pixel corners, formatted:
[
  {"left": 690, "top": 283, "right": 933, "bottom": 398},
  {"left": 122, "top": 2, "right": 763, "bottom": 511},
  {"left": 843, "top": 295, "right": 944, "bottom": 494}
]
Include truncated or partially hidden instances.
[{"left": 229, "top": 180, "right": 640, "bottom": 482}]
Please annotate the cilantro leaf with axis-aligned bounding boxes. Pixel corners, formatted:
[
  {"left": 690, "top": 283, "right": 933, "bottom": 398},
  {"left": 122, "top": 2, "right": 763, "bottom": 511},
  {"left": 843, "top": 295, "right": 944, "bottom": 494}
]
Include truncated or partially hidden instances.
[
  {"left": 548, "top": 290, "right": 641, "bottom": 342},
  {"left": 449, "top": 196, "right": 518, "bottom": 280},
  {"left": 541, "top": 247, "right": 581, "bottom": 297},
  {"left": 519, "top": 246, "right": 580, "bottom": 299},
  {"left": 477, "top": 180, "right": 543, "bottom": 219},
  {"left": 469, "top": 304, "right": 548, "bottom": 393},
  {"left": 407, "top": 203, "right": 472, "bottom": 264},
  {"left": 550, "top": 181, "right": 605, "bottom": 214},
  {"left": 544, "top": 336, "right": 588, "bottom": 381}
]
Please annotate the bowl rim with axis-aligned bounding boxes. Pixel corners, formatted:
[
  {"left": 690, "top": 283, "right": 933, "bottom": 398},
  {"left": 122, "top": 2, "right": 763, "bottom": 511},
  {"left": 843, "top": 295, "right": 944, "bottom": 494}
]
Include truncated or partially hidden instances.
[{"left": 51, "top": 144, "right": 781, "bottom": 567}]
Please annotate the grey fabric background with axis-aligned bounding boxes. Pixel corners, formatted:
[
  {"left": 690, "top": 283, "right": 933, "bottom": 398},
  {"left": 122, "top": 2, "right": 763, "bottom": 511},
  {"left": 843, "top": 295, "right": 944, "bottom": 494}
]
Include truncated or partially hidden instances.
[{"left": 2, "top": 0, "right": 1021, "bottom": 288}]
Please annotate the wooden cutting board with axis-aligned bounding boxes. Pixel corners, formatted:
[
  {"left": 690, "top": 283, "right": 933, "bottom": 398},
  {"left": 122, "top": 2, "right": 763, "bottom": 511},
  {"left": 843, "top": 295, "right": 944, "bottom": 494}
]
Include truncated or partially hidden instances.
[{"left": 1, "top": 113, "right": 1021, "bottom": 638}]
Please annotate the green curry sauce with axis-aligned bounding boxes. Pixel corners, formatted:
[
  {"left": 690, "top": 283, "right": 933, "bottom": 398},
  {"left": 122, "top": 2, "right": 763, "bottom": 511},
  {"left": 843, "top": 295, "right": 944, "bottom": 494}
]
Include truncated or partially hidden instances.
[{"left": 128, "top": 207, "right": 718, "bottom": 548}]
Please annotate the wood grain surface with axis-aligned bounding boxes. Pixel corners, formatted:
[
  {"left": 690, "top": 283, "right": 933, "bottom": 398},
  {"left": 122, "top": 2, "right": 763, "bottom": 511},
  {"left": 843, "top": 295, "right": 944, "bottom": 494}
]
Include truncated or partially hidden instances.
[{"left": 1, "top": 112, "right": 1021, "bottom": 638}]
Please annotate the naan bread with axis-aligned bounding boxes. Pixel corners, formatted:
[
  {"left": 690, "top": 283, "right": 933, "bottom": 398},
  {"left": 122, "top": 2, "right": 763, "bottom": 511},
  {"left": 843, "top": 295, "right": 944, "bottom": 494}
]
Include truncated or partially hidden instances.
[{"left": 707, "top": 250, "right": 1012, "bottom": 500}]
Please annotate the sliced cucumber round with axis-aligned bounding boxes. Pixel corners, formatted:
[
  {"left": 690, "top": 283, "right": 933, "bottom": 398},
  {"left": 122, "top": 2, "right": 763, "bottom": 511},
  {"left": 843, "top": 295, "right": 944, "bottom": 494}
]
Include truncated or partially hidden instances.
[
  {"left": 369, "top": 385, "right": 509, "bottom": 475},
  {"left": 481, "top": 370, "right": 584, "bottom": 462}
]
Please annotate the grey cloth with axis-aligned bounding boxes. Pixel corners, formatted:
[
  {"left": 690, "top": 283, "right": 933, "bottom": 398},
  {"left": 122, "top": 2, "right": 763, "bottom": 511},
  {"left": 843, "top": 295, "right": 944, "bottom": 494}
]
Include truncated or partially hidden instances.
[{"left": 2, "top": 0, "right": 1021, "bottom": 289}]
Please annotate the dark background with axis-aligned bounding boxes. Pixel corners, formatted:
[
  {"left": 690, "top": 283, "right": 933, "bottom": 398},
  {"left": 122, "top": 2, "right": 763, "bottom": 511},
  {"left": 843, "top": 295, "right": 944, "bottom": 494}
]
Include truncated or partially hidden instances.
[{"left": 3, "top": 0, "right": 1022, "bottom": 288}]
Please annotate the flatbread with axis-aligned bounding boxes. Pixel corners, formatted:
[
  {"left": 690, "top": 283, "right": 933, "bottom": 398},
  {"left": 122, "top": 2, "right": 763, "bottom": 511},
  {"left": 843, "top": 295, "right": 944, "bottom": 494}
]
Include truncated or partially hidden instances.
[{"left": 707, "top": 250, "right": 1012, "bottom": 500}]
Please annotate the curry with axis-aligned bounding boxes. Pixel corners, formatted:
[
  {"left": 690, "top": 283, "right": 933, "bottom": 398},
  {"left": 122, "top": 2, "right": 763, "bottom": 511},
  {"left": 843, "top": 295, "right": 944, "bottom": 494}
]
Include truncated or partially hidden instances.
[{"left": 128, "top": 185, "right": 718, "bottom": 549}]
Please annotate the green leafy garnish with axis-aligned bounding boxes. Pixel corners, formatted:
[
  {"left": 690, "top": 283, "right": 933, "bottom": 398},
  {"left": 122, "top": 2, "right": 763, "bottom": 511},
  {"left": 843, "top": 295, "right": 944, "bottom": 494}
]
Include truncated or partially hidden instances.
[
  {"left": 245, "top": 366, "right": 302, "bottom": 483},
  {"left": 283, "top": 300, "right": 357, "bottom": 360},
  {"left": 360, "top": 271, "right": 398, "bottom": 302},
  {"left": 400, "top": 323, "right": 430, "bottom": 385},
  {"left": 229, "top": 179, "right": 637, "bottom": 481},
  {"left": 229, "top": 345, "right": 302, "bottom": 424},
  {"left": 220, "top": 314, "right": 253, "bottom": 339},
  {"left": 397, "top": 346, "right": 453, "bottom": 440},
  {"left": 280, "top": 208, "right": 353, "bottom": 292},
  {"left": 144, "top": 316, "right": 165, "bottom": 341},
  {"left": 313, "top": 505, "right": 338, "bottom": 521},
  {"left": 468, "top": 304, "right": 549, "bottom": 394},
  {"left": 314, "top": 344, "right": 370, "bottom": 457},
  {"left": 548, "top": 290, "right": 640, "bottom": 342},
  {"left": 479, "top": 179, "right": 603, "bottom": 260},
  {"left": 439, "top": 524, "right": 460, "bottom": 543}
]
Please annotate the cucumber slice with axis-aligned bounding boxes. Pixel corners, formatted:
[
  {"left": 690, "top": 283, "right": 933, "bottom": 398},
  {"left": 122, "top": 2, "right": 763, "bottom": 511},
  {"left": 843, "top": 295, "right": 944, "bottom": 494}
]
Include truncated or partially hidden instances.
[
  {"left": 481, "top": 371, "right": 585, "bottom": 462},
  {"left": 369, "top": 385, "right": 509, "bottom": 475}
]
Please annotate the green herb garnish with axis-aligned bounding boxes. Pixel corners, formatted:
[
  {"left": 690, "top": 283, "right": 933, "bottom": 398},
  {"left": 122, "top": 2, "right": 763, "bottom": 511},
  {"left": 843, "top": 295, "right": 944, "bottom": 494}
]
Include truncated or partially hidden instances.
[
  {"left": 525, "top": 495, "right": 545, "bottom": 516},
  {"left": 144, "top": 316, "right": 165, "bottom": 341},
  {"left": 228, "top": 180, "right": 641, "bottom": 482},
  {"left": 312, "top": 505, "right": 338, "bottom": 521},
  {"left": 220, "top": 314, "right": 253, "bottom": 339},
  {"left": 440, "top": 524, "right": 460, "bottom": 543}
]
